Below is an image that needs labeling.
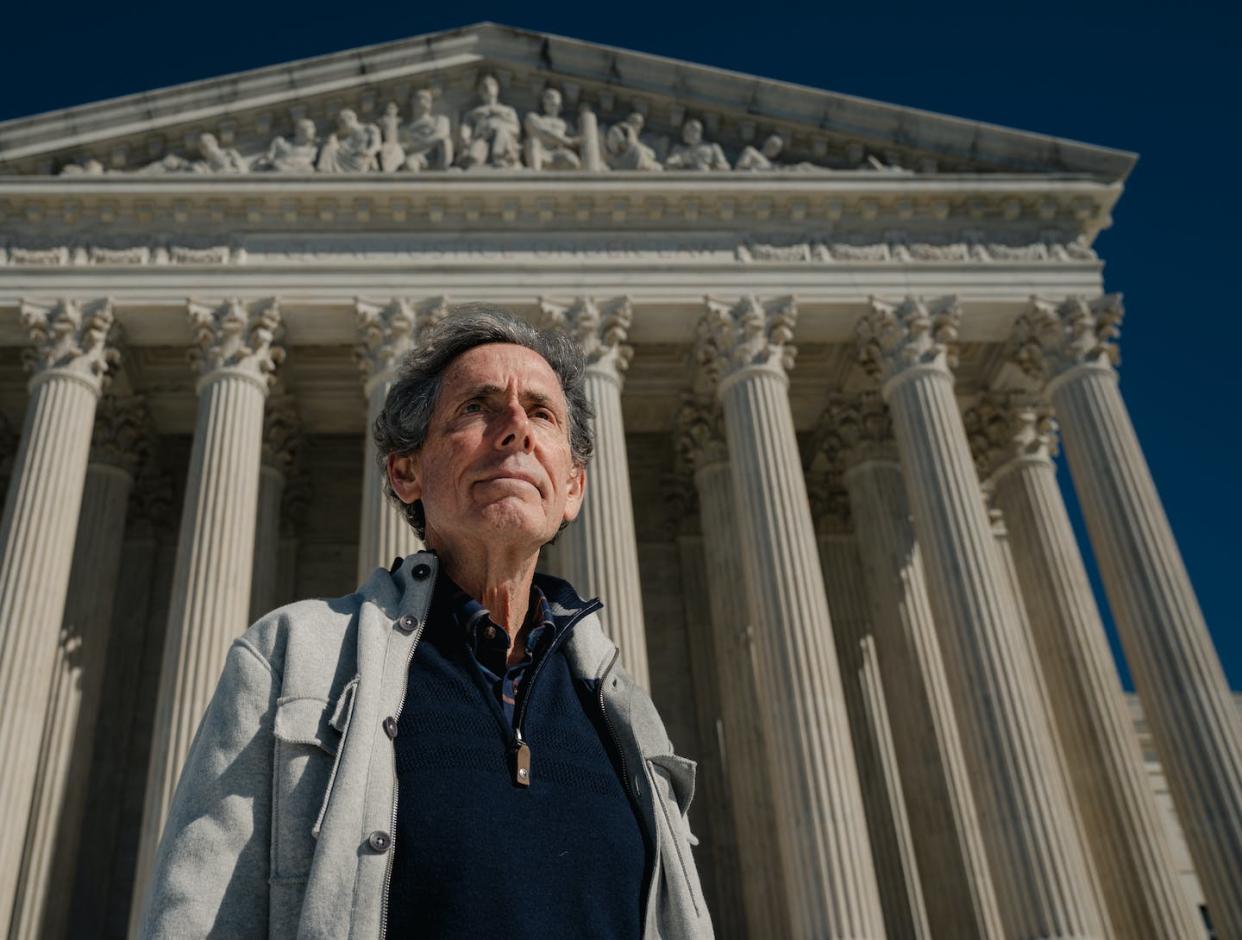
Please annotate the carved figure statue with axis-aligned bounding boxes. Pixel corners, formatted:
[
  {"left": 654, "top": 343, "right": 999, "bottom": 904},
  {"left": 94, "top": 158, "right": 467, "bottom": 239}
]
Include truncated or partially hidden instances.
[
  {"left": 604, "top": 113, "right": 662, "bottom": 171},
  {"left": 664, "top": 118, "right": 729, "bottom": 171},
  {"left": 194, "top": 133, "right": 248, "bottom": 173},
  {"left": 317, "top": 109, "right": 382, "bottom": 173},
  {"left": 378, "top": 103, "right": 406, "bottom": 173},
  {"left": 254, "top": 119, "right": 319, "bottom": 172},
  {"left": 139, "top": 132, "right": 247, "bottom": 174},
  {"left": 523, "top": 88, "right": 581, "bottom": 170},
  {"left": 60, "top": 159, "right": 105, "bottom": 176},
  {"left": 403, "top": 89, "right": 453, "bottom": 171},
  {"left": 735, "top": 133, "right": 818, "bottom": 172},
  {"left": 457, "top": 74, "right": 521, "bottom": 169}
]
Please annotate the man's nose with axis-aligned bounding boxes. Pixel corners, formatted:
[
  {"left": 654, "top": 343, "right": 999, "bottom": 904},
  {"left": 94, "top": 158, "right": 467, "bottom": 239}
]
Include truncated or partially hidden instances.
[{"left": 495, "top": 399, "right": 534, "bottom": 452}]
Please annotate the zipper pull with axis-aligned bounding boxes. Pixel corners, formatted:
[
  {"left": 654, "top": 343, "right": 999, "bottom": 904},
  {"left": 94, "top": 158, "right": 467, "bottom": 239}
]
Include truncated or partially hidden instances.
[{"left": 513, "top": 728, "right": 532, "bottom": 787}]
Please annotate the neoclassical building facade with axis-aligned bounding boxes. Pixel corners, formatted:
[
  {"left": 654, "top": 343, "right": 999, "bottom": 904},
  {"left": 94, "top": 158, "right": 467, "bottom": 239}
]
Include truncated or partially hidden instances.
[{"left": 0, "top": 22, "right": 1239, "bottom": 940}]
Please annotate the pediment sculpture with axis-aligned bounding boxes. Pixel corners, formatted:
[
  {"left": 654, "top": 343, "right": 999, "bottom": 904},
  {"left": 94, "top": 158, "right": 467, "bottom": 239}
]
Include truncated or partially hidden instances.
[
  {"left": 52, "top": 77, "right": 932, "bottom": 177},
  {"left": 457, "top": 73, "right": 522, "bottom": 169},
  {"left": 317, "top": 109, "right": 382, "bottom": 173}
]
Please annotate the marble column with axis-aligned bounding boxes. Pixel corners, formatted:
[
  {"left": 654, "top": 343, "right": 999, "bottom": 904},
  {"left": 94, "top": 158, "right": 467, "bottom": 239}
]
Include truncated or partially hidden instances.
[
  {"left": 671, "top": 519, "right": 747, "bottom": 940},
  {"left": 10, "top": 397, "right": 147, "bottom": 940},
  {"left": 857, "top": 296, "right": 1105, "bottom": 939},
  {"left": 700, "top": 295, "right": 885, "bottom": 938},
  {"left": 970, "top": 385, "right": 1191, "bottom": 936},
  {"left": 675, "top": 397, "right": 789, "bottom": 939},
  {"left": 817, "top": 392, "right": 1004, "bottom": 940},
  {"left": 66, "top": 463, "right": 174, "bottom": 940},
  {"left": 0, "top": 298, "right": 118, "bottom": 934},
  {"left": 130, "top": 298, "right": 283, "bottom": 924},
  {"left": 814, "top": 512, "right": 932, "bottom": 940},
  {"left": 1012, "top": 294, "right": 1242, "bottom": 936},
  {"left": 355, "top": 298, "right": 441, "bottom": 581},
  {"left": 250, "top": 393, "right": 301, "bottom": 622},
  {"left": 540, "top": 297, "right": 649, "bottom": 688}
]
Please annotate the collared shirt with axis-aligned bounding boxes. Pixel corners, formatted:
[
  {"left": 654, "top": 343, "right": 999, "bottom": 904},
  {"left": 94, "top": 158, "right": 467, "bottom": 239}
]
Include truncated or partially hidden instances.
[{"left": 451, "top": 582, "right": 560, "bottom": 725}]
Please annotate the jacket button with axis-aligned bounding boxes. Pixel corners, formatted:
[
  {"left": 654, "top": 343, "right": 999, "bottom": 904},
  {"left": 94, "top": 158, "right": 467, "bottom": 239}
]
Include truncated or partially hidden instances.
[
  {"left": 396, "top": 614, "right": 418, "bottom": 634},
  {"left": 412, "top": 563, "right": 431, "bottom": 580},
  {"left": 368, "top": 830, "right": 392, "bottom": 853},
  {"left": 383, "top": 717, "right": 398, "bottom": 739}
]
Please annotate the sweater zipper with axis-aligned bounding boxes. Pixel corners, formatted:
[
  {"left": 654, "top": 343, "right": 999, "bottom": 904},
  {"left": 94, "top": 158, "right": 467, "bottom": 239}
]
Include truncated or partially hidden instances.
[
  {"left": 378, "top": 615, "right": 427, "bottom": 940},
  {"left": 509, "top": 599, "right": 602, "bottom": 786}
]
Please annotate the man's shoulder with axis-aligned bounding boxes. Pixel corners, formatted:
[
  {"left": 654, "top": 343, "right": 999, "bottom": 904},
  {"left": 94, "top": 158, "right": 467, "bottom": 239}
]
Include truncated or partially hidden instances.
[{"left": 240, "top": 591, "right": 365, "bottom": 680}]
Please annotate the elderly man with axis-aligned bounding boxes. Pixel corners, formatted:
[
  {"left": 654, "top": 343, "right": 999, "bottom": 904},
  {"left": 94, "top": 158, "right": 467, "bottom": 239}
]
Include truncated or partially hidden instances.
[{"left": 139, "top": 307, "right": 712, "bottom": 939}]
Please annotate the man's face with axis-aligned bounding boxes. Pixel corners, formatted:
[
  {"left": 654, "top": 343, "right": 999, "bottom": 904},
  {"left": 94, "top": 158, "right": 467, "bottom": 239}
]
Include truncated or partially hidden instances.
[
  {"left": 414, "top": 90, "right": 433, "bottom": 117},
  {"left": 478, "top": 76, "right": 499, "bottom": 105},
  {"left": 396, "top": 343, "right": 586, "bottom": 551},
  {"left": 683, "top": 120, "right": 702, "bottom": 145}
]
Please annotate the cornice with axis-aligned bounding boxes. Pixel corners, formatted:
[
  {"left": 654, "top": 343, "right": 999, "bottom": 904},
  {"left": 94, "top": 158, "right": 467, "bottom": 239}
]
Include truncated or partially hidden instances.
[{"left": 0, "top": 174, "right": 1120, "bottom": 238}]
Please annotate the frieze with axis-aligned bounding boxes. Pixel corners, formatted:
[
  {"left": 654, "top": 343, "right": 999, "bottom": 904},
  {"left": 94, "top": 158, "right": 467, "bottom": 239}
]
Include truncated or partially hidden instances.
[{"left": 0, "top": 234, "right": 1099, "bottom": 267}]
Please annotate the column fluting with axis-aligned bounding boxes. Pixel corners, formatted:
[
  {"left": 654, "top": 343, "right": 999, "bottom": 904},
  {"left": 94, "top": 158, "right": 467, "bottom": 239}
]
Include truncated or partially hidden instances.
[
  {"left": 817, "top": 392, "right": 1004, "bottom": 940},
  {"left": 701, "top": 295, "right": 885, "bottom": 938},
  {"left": 676, "top": 397, "right": 789, "bottom": 939},
  {"left": 129, "top": 298, "right": 283, "bottom": 924},
  {"left": 968, "top": 389, "right": 1200, "bottom": 938},
  {"left": 815, "top": 521, "right": 932, "bottom": 940},
  {"left": 857, "top": 296, "right": 1105, "bottom": 939},
  {"left": 1012, "top": 294, "right": 1242, "bottom": 935},
  {"left": 355, "top": 297, "right": 441, "bottom": 580},
  {"left": 540, "top": 297, "right": 649, "bottom": 687},
  {"left": 10, "top": 396, "right": 146, "bottom": 940},
  {"left": 0, "top": 298, "right": 118, "bottom": 934},
  {"left": 250, "top": 393, "right": 300, "bottom": 621}
]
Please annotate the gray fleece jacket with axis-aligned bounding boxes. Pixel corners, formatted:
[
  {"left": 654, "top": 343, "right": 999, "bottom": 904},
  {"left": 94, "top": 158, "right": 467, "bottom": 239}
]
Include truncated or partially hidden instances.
[{"left": 138, "top": 551, "right": 714, "bottom": 939}]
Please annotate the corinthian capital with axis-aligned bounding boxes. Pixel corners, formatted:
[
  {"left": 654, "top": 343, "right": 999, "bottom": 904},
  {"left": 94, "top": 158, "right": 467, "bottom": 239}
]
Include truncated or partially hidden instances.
[
  {"left": 20, "top": 298, "right": 120, "bottom": 394},
  {"left": 538, "top": 296, "right": 634, "bottom": 381},
  {"left": 261, "top": 392, "right": 302, "bottom": 475},
  {"left": 355, "top": 296, "right": 449, "bottom": 386},
  {"left": 697, "top": 295, "right": 798, "bottom": 385},
  {"left": 814, "top": 390, "right": 896, "bottom": 471},
  {"left": 187, "top": 298, "right": 284, "bottom": 390},
  {"left": 964, "top": 390, "right": 1059, "bottom": 482},
  {"left": 1008, "top": 294, "right": 1123, "bottom": 385},
  {"left": 674, "top": 394, "right": 729, "bottom": 472},
  {"left": 857, "top": 295, "right": 961, "bottom": 387},
  {"left": 89, "top": 395, "right": 151, "bottom": 476}
]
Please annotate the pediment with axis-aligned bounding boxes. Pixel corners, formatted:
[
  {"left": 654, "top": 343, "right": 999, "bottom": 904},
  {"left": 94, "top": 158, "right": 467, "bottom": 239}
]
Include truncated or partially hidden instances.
[{"left": 0, "top": 23, "right": 1134, "bottom": 180}]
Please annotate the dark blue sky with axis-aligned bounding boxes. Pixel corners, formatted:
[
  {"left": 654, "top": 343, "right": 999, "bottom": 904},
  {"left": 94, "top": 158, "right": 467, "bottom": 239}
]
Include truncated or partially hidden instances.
[{"left": 4, "top": 2, "right": 1238, "bottom": 688}]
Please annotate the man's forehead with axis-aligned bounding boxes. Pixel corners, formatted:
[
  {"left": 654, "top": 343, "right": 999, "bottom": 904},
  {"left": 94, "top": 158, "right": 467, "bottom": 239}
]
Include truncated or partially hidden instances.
[{"left": 442, "top": 343, "right": 564, "bottom": 399}]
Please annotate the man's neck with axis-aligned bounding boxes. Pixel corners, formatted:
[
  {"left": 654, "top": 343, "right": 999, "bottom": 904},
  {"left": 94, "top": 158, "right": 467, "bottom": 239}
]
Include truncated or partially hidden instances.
[{"left": 430, "top": 538, "right": 539, "bottom": 638}]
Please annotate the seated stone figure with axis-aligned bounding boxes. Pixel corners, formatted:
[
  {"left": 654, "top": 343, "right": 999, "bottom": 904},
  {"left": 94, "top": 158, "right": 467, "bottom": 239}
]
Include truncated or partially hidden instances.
[
  {"left": 735, "top": 133, "right": 818, "bottom": 171},
  {"left": 403, "top": 89, "right": 453, "bottom": 171},
  {"left": 664, "top": 118, "right": 729, "bottom": 171},
  {"left": 317, "top": 109, "right": 382, "bottom": 173},
  {"left": 524, "top": 88, "right": 580, "bottom": 170},
  {"left": 378, "top": 102, "right": 406, "bottom": 173},
  {"left": 254, "top": 118, "right": 319, "bottom": 172},
  {"left": 604, "top": 113, "right": 662, "bottom": 171},
  {"left": 457, "top": 74, "right": 521, "bottom": 169}
]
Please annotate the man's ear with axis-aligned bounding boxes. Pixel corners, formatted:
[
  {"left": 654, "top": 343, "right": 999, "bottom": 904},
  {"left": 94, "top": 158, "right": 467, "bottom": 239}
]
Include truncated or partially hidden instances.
[
  {"left": 562, "top": 464, "right": 587, "bottom": 523},
  {"left": 387, "top": 452, "right": 421, "bottom": 505}
]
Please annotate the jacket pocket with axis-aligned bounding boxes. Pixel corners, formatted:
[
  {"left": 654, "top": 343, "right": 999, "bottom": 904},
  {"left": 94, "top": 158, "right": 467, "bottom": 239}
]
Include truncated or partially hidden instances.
[
  {"left": 270, "top": 677, "right": 358, "bottom": 881},
  {"left": 647, "top": 753, "right": 706, "bottom": 918}
]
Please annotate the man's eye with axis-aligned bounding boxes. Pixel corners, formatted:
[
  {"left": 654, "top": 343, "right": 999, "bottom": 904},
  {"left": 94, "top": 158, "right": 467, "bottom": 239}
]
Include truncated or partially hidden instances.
[
  {"left": 532, "top": 408, "right": 554, "bottom": 422},
  {"left": 462, "top": 401, "right": 484, "bottom": 414}
]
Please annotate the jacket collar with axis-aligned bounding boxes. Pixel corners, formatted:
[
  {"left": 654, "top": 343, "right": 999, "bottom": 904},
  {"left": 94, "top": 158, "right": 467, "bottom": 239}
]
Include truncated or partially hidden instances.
[{"left": 363, "top": 550, "right": 621, "bottom": 685}]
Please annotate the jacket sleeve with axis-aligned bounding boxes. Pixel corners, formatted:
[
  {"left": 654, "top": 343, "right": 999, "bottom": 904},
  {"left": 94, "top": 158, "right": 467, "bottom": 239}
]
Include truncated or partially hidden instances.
[{"left": 139, "top": 638, "right": 277, "bottom": 938}]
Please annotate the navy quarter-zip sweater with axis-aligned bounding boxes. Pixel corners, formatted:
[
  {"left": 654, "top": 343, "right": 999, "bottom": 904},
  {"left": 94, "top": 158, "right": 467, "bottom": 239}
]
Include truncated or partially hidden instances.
[{"left": 386, "top": 569, "right": 648, "bottom": 938}]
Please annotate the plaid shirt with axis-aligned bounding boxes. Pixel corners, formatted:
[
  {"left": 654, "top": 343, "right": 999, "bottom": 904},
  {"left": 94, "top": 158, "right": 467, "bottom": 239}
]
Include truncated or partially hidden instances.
[{"left": 451, "top": 584, "right": 560, "bottom": 725}]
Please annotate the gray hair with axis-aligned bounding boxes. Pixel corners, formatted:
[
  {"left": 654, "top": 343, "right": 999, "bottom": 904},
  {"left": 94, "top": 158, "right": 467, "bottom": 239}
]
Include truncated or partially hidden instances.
[{"left": 372, "top": 303, "right": 595, "bottom": 538}]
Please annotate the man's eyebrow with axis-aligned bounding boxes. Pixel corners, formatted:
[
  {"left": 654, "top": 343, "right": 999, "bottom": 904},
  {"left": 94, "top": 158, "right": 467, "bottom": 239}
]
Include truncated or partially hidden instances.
[{"left": 454, "top": 384, "right": 562, "bottom": 412}]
